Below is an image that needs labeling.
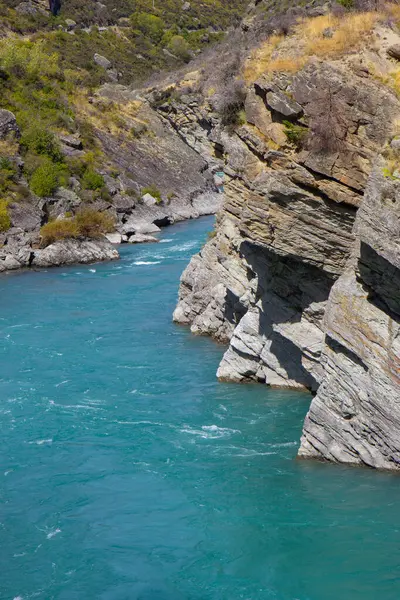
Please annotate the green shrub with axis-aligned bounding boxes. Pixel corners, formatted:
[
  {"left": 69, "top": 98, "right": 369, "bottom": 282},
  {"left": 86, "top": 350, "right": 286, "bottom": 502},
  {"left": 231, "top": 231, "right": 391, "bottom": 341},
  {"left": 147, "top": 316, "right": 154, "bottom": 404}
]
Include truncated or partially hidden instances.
[
  {"left": 283, "top": 120, "right": 308, "bottom": 150},
  {"left": 40, "top": 218, "right": 79, "bottom": 245},
  {"left": 337, "top": 0, "right": 354, "bottom": 8},
  {"left": 40, "top": 208, "right": 115, "bottom": 246},
  {"left": 82, "top": 168, "right": 105, "bottom": 190},
  {"left": 0, "top": 38, "right": 59, "bottom": 80},
  {"left": 167, "top": 35, "right": 191, "bottom": 62},
  {"left": 0, "top": 200, "right": 11, "bottom": 232},
  {"left": 132, "top": 12, "right": 165, "bottom": 43},
  {"left": 30, "top": 161, "right": 60, "bottom": 197},
  {"left": 142, "top": 184, "right": 162, "bottom": 204},
  {"left": 20, "top": 127, "right": 63, "bottom": 162},
  {"left": 75, "top": 208, "right": 115, "bottom": 237},
  {"left": 0, "top": 158, "right": 18, "bottom": 193}
]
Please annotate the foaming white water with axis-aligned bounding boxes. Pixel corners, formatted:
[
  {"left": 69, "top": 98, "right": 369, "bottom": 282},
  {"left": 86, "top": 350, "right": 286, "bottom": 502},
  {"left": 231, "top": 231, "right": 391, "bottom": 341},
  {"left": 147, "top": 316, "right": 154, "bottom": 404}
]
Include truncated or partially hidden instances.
[
  {"left": 168, "top": 240, "right": 198, "bottom": 253},
  {"left": 214, "top": 445, "right": 277, "bottom": 457},
  {"left": 159, "top": 238, "right": 173, "bottom": 243},
  {"left": 134, "top": 261, "right": 161, "bottom": 266},
  {"left": 180, "top": 425, "right": 241, "bottom": 439},
  {"left": 270, "top": 441, "right": 297, "bottom": 448},
  {"left": 28, "top": 439, "right": 53, "bottom": 446},
  {"left": 46, "top": 528, "right": 61, "bottom": 539},
  {"left": 55, "top": 380, "right": 69, "bottom": 388},
  {"left": 89, "top": 269, "right": 96, "bottom": 273}
]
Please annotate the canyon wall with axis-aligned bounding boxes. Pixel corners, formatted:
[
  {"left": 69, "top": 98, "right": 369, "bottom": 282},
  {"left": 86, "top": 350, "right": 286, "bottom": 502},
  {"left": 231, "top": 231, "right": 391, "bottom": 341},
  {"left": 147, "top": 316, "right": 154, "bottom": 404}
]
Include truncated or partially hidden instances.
[{"left": 167, "top": 27, "right": 400, "bottom": 468}]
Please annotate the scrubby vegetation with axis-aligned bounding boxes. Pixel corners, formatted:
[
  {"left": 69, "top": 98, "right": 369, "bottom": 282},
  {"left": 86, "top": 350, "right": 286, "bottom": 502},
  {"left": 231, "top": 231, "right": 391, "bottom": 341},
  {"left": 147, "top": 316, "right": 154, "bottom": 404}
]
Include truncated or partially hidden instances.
[
  {"left": 141, "top": 184, "right": 162, "bottom": 203},
  {"left": 244, "top": 10, "right": 381, "bottom": 82},
  {"left": 40, "top": 208, "right": 115, "bottom": 246},
  {"left": 0, "top": 0, "right": 247, "bottom": 86},
  {"left": 0, "top": 199, "right": 11, "bottom": 232}
]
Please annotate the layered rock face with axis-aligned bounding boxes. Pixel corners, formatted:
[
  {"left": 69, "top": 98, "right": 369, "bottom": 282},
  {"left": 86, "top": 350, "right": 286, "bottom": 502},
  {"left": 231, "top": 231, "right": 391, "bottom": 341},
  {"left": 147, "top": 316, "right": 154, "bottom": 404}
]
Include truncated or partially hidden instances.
[
  {"left": 299, "top": 165, "right": 400, "bottom": 469},
  {"left": 172, "top": 25, "right": 400, "bottom": 468},
  {"left": 174, "top": 58, "right": 400, "bottom": 390}
]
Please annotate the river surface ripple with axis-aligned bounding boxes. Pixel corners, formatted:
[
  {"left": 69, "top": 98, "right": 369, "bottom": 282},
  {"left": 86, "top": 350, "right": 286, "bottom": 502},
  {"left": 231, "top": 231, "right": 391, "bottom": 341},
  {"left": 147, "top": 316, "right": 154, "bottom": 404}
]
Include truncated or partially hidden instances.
[{"left": 1, "top": 216, "right": 400, "bottom": 600}]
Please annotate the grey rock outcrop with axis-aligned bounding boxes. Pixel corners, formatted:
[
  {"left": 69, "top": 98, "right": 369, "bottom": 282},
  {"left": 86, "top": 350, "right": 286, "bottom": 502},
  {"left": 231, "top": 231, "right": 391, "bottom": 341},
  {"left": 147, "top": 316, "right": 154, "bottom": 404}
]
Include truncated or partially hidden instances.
[
  {"left": 299, "top": 164, "right": 400, "bottom": 469},
  {"left": 32, "top": 238, "right": 119, "bottom": 268},
  {"left": 94, "top": 53, "right": 112, "bottom": 70},
  {"left": 174, "top": 56, "right": 398, "bottom": 389},
  {"left": 0, "top": 110, "right": 19, "bottom": 139}
]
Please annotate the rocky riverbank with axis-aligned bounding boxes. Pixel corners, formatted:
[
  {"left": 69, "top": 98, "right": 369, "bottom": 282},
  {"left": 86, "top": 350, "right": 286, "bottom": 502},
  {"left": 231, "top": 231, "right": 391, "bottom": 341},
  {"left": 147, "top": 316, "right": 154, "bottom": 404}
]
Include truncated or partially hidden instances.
[{"left": 0, "top": 92, "right": 221, "bottom": 273}]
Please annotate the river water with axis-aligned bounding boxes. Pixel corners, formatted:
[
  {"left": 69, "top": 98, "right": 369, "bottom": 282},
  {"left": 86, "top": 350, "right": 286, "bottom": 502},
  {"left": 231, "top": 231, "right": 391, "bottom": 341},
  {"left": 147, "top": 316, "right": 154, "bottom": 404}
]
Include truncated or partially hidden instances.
[{"left": 1, "top": 216, "right": 400, "bottom": 600}]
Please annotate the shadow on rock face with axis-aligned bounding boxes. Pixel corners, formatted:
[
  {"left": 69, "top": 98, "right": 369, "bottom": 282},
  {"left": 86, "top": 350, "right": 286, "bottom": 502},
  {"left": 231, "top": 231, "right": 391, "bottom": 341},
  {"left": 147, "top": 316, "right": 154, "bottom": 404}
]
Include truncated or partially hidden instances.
[{"left": 358, "top": 241, "right": 400, "bottom": 323}]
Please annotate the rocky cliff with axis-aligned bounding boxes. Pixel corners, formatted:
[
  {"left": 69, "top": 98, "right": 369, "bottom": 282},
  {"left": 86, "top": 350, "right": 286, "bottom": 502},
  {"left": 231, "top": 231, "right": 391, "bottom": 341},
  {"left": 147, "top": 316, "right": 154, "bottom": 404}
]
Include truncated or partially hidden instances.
[
  {"left": 299, "top": 163, "right": 400, "bottom": 469},
  {"left": 171, "top": 7, "right": 400, "bottom": 469}
]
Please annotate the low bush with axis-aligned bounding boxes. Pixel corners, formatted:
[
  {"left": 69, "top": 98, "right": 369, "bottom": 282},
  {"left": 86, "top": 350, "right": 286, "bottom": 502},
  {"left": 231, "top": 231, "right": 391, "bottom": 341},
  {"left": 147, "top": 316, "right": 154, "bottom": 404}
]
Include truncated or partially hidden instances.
[
  {"left": 283, "top": 121, "right": 308, "bottom": 150},
  {"left": 0, "top": 200, "right": 11, "bottom": 232},
  {"left": 40, "top": 218, "right": 79, "bottom": 245},
  {"left": 132, "top": 12, "right": 165, "bottom": 43},
  {"left": 40, "top": 208, "right": 115, "bottom": 246},
  {"left": 29, "top": 161, "right": 61, "bottom": 197},
  {"left": 167, "top": 35, "right": 191, "bottom": 62},
  {"left": 20, "top": 127, "right": 63, "bottom": 162},
  {"left": 212, "top": 79, "right": 247, "bottom": 128},
  {"left": 82, "top": 168, "right": 105, "bottom": 190},
  {"left": 74, "top": 208, "right": 115, "bottom": 237}
]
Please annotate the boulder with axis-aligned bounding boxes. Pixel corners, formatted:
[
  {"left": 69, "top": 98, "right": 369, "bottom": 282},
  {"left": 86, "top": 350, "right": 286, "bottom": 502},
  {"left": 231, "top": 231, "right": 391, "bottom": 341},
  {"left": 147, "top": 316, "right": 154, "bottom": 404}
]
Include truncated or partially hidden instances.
[
  {"left": 45, "top": 188, "right": 81, "bottom": 220},
  {"left": 107, "top": 69, "right": 119, "bottom": 83},
  {"left": 266, "top": 91, "right": 303, "bottom": 119},
  {"left": 104, "top": 232, "right": 122, "bottom": 244},
  {"left": 15, "top": 1, "right": 46, "bottom": 15},
  {"left": 3, "top": 255, "right": 22, "bottom": 270},
  {"left": 112, "top": 194, "right": 136, "bottom": 212},
  {"left": 32, "top": 239, "right": 119, "bottom": 268},
  {"left": 94, "top": 53, "right": 112, "bottom": 70},
  {"left": 128, "top": 233, "right": 159, "bottom": 244},
  {"left": 65, "top": 19, "right": 77, "bottom": 30},
  {"left": 121, "top": 218, "right": 160, "bottom": 235},
  {"left": 59, "top": 134, "right": 82, "bottom": 149},
  {"left": 9, "top": 202, "right": 41, "bottom": 232},
  {"left": 142, "top": 193, "right": 157, "bottom": 207},
  {"left": 0, "top": 110, "right": 19, "bottom": 140}
]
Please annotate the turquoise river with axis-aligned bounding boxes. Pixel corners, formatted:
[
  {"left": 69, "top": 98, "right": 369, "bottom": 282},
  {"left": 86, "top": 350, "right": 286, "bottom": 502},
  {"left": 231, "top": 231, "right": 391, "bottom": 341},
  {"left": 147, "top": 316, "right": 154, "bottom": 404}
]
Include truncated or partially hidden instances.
[{"left": 1, "top": 216, "right": 400, "bottom": 600}]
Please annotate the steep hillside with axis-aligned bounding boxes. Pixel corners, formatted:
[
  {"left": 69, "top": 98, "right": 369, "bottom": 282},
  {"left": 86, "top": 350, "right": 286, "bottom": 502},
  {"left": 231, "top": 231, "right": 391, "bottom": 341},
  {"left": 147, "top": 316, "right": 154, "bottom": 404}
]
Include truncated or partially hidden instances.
[
  {"left": 0, "top": 0, "right": 248, "bottom": 84},
  {"left": 168, "top": 3, "right": 400, "bottom": 469},
  {"left": 0, "top": 0, "right": 254, "bottom": 269}
]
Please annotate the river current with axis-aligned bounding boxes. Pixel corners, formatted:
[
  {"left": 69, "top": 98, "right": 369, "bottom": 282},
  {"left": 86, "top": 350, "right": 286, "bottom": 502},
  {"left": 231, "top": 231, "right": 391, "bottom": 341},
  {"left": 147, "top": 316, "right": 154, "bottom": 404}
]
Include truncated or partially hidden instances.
[{"left": 1, "top": 216, "right": 400, "bottom": 600}]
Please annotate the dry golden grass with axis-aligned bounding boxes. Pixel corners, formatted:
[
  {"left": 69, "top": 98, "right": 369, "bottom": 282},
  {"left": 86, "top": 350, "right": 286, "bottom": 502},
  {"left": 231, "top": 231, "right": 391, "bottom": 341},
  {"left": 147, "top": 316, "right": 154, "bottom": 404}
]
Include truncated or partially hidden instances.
[
  {"left": 385, "top": 2, "right": 400, "bottom": 22},
  {"left": 244, "top": 34, "right": 283, "bottom": 82},
  {"left": 301, "top": 14, "right": 336, "bottom": 39},
  {"left": 304, "top": 12, "right": 380, "bottom": 58},
  {"left": 72, "top": 92, "right": 143, "bottom": 136},
  {"left": 243, "top": 10, "right": 381, "bottom": 82},
  {"left": 0, "top": 138, "right": 19, "bottom": 157},
  {"left": 265, "top": 57, "right": 306, "bottom": 74}
]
